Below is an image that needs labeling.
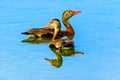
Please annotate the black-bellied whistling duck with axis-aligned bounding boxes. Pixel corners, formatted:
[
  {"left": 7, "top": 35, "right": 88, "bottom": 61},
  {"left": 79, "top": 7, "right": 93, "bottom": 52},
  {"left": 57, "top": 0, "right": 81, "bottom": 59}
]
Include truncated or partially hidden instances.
[
  {"left": 21, "top": 10, "right": 81, "bottom": 38},
  {"left": 44, "top": 19, "right": 75, "bottom": 48}
]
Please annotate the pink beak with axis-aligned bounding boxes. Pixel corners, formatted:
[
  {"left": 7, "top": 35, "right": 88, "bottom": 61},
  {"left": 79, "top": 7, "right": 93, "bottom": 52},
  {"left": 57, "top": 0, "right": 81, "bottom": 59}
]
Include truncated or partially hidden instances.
[
  {"left": 72, "top": 10, "right": 81, "bottom": 15},
  {"left": 44, "top": 24, "right": 50, "bottom": 28}
]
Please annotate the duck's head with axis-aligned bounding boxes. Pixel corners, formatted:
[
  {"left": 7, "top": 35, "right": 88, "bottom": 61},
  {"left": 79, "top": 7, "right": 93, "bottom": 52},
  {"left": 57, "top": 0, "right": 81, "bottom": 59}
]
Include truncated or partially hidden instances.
[
  {"left": 44, "top": 19, "right": 61, "bottom": 40},
  {"left": 62, "top": 10, "right": 81, "bottom": 20},
  {"left": 44, "top": 19, "right": 61, "bottom": 29},
  {"left": 44, "top": 55, "right": 63, "bottom": 68}
]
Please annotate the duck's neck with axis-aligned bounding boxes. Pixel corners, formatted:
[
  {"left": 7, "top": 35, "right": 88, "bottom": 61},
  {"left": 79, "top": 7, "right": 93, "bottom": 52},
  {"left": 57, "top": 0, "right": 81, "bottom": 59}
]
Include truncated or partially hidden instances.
[
  {"left": 52, "top": 26, "right": 60, "bottom": 41},
  {"left": 62, "top": 19, "right": 74, "bottom": 35},
  {"left": 56, "top": 55, "right": 62, "bottom": 62}
]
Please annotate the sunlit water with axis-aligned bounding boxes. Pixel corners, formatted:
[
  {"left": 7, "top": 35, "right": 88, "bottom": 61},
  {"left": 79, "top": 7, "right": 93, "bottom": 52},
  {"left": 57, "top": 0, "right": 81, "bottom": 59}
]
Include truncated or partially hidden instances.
[{"left": 0, "top": 0, "right": 120, "bottom": 80}]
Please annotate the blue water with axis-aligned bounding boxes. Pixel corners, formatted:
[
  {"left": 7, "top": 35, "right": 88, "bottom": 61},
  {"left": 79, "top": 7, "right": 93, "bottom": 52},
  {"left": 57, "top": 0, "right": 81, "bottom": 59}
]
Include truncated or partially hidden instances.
[{"left": 0, "top": 0, "right": 120, "bottom": 80}]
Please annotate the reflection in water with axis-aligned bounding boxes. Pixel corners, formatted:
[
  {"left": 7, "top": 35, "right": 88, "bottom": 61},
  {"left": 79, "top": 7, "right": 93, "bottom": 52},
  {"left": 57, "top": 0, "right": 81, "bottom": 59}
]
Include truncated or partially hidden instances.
[
  {"left": 50, "top": 44, "right": 84, "bottom": 57},
  {"left": 45, "top": 45, "right": 84, "bottom": 68},
  {"left": 22, "top": 36, "right": 52, "bottom": 44},
  {"left": 21, "top": 34, "right": 74, "bottom": 44},
  {"left": 22, "top": 34, "right": 75, "bottom": 46},
  {"left": 21, "top": 34, "right": 84, "bottom": 68},
  {"left": 45, "top": 54, "right": 63, "bottom": 68}
]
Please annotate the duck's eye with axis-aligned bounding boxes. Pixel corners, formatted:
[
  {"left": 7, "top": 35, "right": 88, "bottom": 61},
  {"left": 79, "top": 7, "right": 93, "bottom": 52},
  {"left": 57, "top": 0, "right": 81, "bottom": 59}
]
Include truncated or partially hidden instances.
[{"left": 67, "top": 11, "right": 72, "bottom": 14}]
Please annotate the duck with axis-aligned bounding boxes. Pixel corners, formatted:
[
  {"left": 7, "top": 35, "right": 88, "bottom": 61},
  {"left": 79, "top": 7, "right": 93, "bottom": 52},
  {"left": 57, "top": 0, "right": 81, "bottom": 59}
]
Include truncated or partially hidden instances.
[
  {"left": 21, "top": 10, "right": 81, "bottom": 38},
  {"left": 45, "top": 19, "right": 74, "bottom": 48}
]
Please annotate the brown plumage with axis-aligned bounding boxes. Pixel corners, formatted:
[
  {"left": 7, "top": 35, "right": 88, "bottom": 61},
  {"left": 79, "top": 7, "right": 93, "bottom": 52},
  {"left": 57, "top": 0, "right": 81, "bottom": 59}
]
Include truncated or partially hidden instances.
[{"left": 21, "top": 28, "right": 54, "bottom": 37}]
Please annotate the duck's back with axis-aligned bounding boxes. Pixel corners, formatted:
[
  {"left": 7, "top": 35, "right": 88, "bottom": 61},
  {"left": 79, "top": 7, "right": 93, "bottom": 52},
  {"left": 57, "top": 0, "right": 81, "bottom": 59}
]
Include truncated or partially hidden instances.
[{"left": 22, "top": 28, "right": 54, "bottom": 37}]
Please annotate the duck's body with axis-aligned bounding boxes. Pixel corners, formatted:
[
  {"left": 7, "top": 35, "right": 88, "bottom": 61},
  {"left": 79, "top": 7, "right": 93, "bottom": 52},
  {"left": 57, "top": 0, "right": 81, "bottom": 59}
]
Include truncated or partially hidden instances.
[
  {"left": 21, "top": 10, "right": 81, "bottom": 38},
  {"left": 21, "top": 28, "right": 54, "bottom": 37}
]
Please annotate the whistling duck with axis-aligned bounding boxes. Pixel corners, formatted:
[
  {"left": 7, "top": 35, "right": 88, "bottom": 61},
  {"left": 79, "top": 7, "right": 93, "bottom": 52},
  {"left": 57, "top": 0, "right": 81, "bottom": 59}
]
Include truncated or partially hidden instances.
[
  {"left": 44, "top": 19, "right": 74, "bottom": 48},
  {"left": 21, "top": 10, "right": 81, "bottom": 38}
]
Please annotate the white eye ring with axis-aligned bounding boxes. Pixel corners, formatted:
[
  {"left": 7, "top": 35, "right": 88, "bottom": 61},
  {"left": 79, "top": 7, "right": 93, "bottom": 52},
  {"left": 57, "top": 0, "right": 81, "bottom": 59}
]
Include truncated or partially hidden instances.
[
  {"left": 67, "top": 11, "right": 72, "bottom": 15},
  {"left": 67, "top": 12, "right": 70, "bottom": 14}
]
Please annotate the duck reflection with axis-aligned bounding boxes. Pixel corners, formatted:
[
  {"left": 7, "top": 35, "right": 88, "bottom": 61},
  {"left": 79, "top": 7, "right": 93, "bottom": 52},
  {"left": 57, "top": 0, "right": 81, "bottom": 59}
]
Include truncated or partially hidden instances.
[
  {"left": 44, "top": 47, "right": 63, "bottom": 68},
  {"left": 21, "top": 34, "right": 74, "bottom": 44},
  {"left": 45, "top": 44, "right": 84, "bottom": 68},
  {"left": 49, "top": 44, "right": 84, "bottom": 57},
  {"left": 45, "top": 55, "right": 62, "bottom": 68},
  {"left": 22, "top": 36, "right": 52, "bottom": 44}
]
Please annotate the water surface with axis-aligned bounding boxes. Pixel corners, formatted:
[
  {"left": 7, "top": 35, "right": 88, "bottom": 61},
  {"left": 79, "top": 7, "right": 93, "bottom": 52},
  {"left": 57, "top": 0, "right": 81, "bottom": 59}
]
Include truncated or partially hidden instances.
[{"left": 0, "top": 0, "right": 120, "bottom": 80}]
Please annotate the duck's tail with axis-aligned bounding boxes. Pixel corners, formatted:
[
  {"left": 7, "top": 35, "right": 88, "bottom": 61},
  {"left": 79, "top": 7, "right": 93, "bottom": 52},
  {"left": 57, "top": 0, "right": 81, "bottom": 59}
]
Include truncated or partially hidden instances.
[{"left": 21, "top": 32, "right": 29, "bottom": 35}]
